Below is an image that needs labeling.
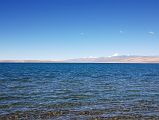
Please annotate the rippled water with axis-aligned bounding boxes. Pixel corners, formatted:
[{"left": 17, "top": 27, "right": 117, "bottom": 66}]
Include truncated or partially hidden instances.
[{"left": 0, "top": 63, "right": 159, "bottom": 119}]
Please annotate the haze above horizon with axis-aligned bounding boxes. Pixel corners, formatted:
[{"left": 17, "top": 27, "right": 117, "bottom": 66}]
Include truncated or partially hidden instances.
[{"left": 0, "top": 0, "right": 159, "bottom": 60}]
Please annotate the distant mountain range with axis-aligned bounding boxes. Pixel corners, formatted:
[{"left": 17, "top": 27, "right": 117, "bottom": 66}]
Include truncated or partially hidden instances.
[
  {"left": 1, "top": 56, "right": 159, "bottom": 63},
  {"left": 65, "top": 56, "right": 159, "bottom": 63}
]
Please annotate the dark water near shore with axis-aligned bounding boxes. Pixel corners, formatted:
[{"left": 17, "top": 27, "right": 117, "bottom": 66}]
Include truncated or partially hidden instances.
[{"left": 0, "top": 63, "right": 159, "bottom": 120}]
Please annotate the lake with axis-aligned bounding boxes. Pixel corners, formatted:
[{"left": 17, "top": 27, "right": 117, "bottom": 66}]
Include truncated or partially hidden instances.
[{"left": 0, "top": 63, "right": 159, "bottom": 119}]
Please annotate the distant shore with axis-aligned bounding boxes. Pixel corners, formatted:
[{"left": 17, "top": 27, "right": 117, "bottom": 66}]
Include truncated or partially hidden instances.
[{"left": 1, "top": 56, "right": 159, "bottom": 63}]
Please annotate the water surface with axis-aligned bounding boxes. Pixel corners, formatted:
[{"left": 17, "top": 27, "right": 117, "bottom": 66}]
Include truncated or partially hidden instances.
[{"left": 0, "top": 63, "right": 159, "bottom": 119}]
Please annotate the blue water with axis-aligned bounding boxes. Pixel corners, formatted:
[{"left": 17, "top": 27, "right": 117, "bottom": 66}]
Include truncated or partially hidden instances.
[{"left": 0, "top": 63, "right": 159, "bottom": 119}]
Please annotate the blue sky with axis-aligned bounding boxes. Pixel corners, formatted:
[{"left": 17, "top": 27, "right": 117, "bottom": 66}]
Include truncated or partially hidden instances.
[{"left": 0, "top": 0, "right": 159, "bottom": 60}]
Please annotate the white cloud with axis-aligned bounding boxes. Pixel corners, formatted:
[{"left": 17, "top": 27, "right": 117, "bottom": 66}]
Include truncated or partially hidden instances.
[
  {"left": 112, "top": 53, "right": 119, "bottom": 57},
  {"left": 88, "top": 56, "right": 96, "bottom": 58},
  {"left": 108, "top": 53, "right": 132, "bottom": 58},
  {"left": 148, "top": 31, "right": 155, "bottom": 35},
  {"left": 108, "top": 53, "right": 119, "bottom": 57}
]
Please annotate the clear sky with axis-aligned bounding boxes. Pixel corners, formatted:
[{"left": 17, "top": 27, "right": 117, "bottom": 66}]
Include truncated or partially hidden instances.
[{"left": 0, "top": 0, "right": 159, "bottom": 60}]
